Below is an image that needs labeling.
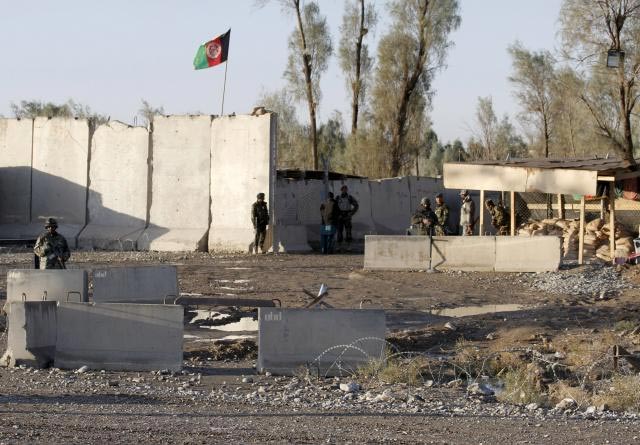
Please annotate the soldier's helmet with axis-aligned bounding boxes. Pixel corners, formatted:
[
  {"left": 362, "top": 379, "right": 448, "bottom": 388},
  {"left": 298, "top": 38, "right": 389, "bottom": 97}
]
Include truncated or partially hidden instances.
[
  {"left": 485, "top": 199, "right": 495, "bottom": 207},
  {"left": 420, "top": 197, "right": 430, "bottom": 207},
  {"left": 257, "top": 192, "right": 265, "bottom": 200},
  {"left": 44, "top": 218, "right": 58, "bottom": 228},
  {"left": 436, "top": 193, "right": 443, "bottom": 199},
  {"left": 459, "top": 189, "right": 469, "bottom": 197}
]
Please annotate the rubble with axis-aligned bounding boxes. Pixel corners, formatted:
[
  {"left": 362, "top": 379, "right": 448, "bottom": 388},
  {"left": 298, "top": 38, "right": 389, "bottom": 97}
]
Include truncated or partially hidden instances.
[{"left": 530, "top": 263, "right": 634, "bottom": 297}]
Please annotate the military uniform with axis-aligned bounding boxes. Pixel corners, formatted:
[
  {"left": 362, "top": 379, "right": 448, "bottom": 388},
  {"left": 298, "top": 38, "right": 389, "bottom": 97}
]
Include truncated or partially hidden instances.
[
  {"left": 34, "top": 220, "right": 70, "bottom": 269},
  {"left": 251, "top": 195, "right": 270, "bottom": 253},
  {"left": 410, "top": 206, "right": 438, "bottom": 236},
  {"left": 460, "top": 191, "right": 475, "bottom": 236},
  {"left": 489, "top": 204, "right": 509, "bottom": 235},
  {"left": 434, "top": 202, "right": 450, "bottom": 236},
  {"left": 335, "top": 189, "right": 359, "bottom": 244}
]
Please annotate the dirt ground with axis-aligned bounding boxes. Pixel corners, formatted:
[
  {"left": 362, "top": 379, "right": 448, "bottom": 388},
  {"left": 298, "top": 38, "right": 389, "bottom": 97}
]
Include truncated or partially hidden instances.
[{"left": 2, "top": 249, "right": 640, "bottom": 443}]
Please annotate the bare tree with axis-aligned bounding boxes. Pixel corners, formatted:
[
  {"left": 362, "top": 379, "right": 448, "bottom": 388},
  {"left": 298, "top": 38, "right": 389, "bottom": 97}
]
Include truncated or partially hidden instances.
[
  {"left": 508, "top": 42, "right": 556, "bottom": 158},
  {"left": 560, "top": 0, "right": 640, "bottom": 163},
  {"left": 469, "top": 96, "right": 527, "bottom": 160},
  {"left": 339, "top": 0, "right": 377, "bottom": 135},
  {"left": 370, "top": 0, "right": 460, "bottom": 177},
  {"left": 138, "top": 99, "right": 165, "bottom": 126}
]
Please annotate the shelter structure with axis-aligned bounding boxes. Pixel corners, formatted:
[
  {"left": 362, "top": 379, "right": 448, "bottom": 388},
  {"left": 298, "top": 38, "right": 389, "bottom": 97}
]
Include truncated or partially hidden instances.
[{"left": 443, "top": 157, "right": 640, "bottom": 265}]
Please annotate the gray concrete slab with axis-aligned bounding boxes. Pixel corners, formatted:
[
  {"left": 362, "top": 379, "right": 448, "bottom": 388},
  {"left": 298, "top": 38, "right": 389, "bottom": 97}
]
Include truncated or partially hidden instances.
[
  {"left": 257, "top": 308, "right": 386, "bottom": 376},
  {"left": 92, "top": 266, "right": 178, "bottom": 303},
  {"left": 7, "top": 269, "right": 88, "bottom": 302},
  {"left": 1, "top": 301, "right": 57, "bottom": 368},
  {"left": 494, "top": 236, "right": 561, "bottom": 272},
  {"left": 55, "top": 303, "right": 183, "bottom": 371},
  {"left": 364, "top": 235, "right": 430, "bottom": 271}
]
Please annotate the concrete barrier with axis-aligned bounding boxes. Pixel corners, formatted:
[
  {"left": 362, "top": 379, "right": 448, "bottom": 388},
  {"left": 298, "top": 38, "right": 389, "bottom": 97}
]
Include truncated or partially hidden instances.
[
  {"left": 257, "top": 308, "right": 386, "bottom": 376},
  {"left": 7, "top": 269, "right": 88, "bottom": 302},
  {"left": 364, "top": 235, "right": 561, "bottom": 272},
  {"left": 209, "top": 114, "right": 276, "bottom": 252},
  {"left": 495, "top": 236, "right": 561, "bottom": 272},
  {"left": 1, "top": 301, "right": 57, "bottom": 368},
  {"left": 79, "top": 121, "right": 149, "bottom": 250},
  {"left": 370, "top": 178, "right": 411, "bottom": 234},
  {"left": 0, "top": 119, "right": 33, "bottom": 237},
  {"left": 55, "top": 303, "right": 183, "bottom": 371},
  {"left": 92, "top": 266, "right": 178, "bottom": 303},
  {"left": 364, "top": 235, "right": 430, "bottom": 270},
  {"left": 139, "top": 115, "right": 212, "bottom": 251},
  {"left": 31, "top": 117, "right": 90, "bottom": 247}
]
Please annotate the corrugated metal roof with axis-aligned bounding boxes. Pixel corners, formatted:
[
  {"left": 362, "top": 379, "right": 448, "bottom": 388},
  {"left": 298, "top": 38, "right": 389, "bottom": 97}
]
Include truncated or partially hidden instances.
[{"left": 448, "top": 156, "right": 637, "bottom": 175}]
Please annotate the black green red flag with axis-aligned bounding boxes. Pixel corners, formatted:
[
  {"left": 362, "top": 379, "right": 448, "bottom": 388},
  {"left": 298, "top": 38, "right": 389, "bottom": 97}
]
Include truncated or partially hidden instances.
[{"left": 193, "top": 29, "right": 230, "bottom": 70}]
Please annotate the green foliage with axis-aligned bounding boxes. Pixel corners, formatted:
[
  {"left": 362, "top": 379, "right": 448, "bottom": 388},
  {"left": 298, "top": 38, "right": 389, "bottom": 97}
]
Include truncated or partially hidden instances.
[{"left": 10, "top": 99, "right": 109, "bottom": 125}]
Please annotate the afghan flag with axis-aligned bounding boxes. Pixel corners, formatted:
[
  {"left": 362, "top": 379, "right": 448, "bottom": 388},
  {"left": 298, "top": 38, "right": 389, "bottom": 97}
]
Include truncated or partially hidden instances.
[{"left": 193, "top": 29, "right": 230, "bottom": 70}]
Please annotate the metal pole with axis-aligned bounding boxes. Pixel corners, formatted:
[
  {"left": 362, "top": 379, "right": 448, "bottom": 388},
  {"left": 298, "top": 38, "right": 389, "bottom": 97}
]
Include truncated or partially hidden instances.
[{"left": 220, "top": 60, "right": 229, "bottom": 116}]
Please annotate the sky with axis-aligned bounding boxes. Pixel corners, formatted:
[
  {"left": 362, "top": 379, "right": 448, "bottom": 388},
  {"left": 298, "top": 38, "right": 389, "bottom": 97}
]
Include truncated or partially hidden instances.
[{"left": 0, "top": 0, "right": 563, "bottom": 143}]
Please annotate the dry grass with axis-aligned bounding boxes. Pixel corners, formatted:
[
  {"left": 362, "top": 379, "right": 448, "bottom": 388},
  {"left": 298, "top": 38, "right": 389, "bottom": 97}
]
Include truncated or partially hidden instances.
[
  {"left": 451, "top": 338, "right": 489, "bottom": 379},
  {"left": 593, "top": 375, "right": 640, "bottom": 412},
  {"left": 496, "top": 364, "right": 547, "bottom": 406},
  {"left": 548, "top": 381, "right": 592, "bottom": 408},
  {"left": 357, "top": 354, "right": 432, "bottom": 386}
]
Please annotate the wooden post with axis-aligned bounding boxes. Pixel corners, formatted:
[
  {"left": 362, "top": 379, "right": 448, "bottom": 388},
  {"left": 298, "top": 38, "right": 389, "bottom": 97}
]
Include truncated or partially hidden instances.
[
  {"left": 578, "top": 196, "right": 585, "bottom": 265},
  {"left": 609, "top": 185, "right": 616, "bottom": 265},
  {"left": 510, "top": 191, "right": 516, "bottom": 236},
  {"left": 479, "top": 190, "right": 485, "bottom": 235},
  {"left": 557, "top": 194, "right": 565, "bottom": 219}
]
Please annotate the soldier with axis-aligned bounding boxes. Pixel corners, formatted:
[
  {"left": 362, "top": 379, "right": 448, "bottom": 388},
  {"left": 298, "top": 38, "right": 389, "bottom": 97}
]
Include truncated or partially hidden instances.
[
  {"left": 434, "top": 192, "right": 450, "bottom": 236},
  {"left": 34, "top": 218, "right": 70, "bottom": 269},
  {"left": 319, "top": 192, "right": 338, "bottom": 254},
  {"left": 485, "top": 199, "right": 510, "bottom": 235},
  {"left": 459, "top": 190, "right": 476, "bottom": 236},
  {"left": 335, "top": 185, "right": 359, "bottom": 249},
  {"left": 251, "top": 193, "right": 270, "bottom": 254},
  {"left": 410, "top": 197, "right": 438, "bottom": 236}
]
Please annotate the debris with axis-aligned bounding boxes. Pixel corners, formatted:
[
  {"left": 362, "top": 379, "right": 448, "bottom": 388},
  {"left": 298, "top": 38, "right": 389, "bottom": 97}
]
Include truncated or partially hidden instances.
[
  {"left": 555, "top": 398, "right": 577, "bottom": 410},
  {"left": 466, "top": 382, "right": 494, "bottom": 396},
  {"left": 444, "top": 321, "right": 458, "bottom": 331},
  {"left": 339, "top": 382, "right": 360, "bottom": 393},
  {"left": 242, "top": 376, "right": 254, "bottom": 383},
  {"left": 75, "top": 365, "right": 89, "bottom": 374}
]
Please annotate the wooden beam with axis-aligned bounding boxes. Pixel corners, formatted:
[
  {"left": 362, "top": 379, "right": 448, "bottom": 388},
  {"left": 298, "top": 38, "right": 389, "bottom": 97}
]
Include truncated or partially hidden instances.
[
  {"left": 579, "top": 196, "right": 585, "bottom": 265},
  {"left": 479, "top": 190, "right": 485, "bottom": 235},
  {"left": 557, "top": 194, "right": 565, "bottom": 219},
  {"left": 510, "top": 191, "right": 516, "bottom": 236},
  {"left": 610, "top": 184, "right": 616, "bottom": 264},
  {"left": 598, "top": 176, "right": 616, "bottom": 181}
]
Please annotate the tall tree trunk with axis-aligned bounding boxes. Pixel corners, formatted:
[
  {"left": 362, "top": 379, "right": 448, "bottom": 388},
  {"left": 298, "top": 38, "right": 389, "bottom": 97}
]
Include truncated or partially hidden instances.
[
  {"left": 294, "top": 0, "right": 319, "bottom": 170},
  {"left": 351, "top": 0, "right": 365, "bottom": 135}
]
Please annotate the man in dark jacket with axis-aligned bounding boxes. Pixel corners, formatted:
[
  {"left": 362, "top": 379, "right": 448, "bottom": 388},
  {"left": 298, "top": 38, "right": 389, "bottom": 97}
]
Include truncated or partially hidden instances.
[
  {"left": 251, "top": 193, "right": 269, "bottom": 254},
  {"left": 335, "top": 185, "right": 359, "bottom": 249},
  {"left": 320, "top": 192, "right": 338, "bottom": 254}
]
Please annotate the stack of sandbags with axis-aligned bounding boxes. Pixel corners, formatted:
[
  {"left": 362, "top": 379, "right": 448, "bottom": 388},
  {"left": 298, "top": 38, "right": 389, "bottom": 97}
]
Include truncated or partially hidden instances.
[{"left": 518, "top": 217, "right": 635, "bottom": 262}]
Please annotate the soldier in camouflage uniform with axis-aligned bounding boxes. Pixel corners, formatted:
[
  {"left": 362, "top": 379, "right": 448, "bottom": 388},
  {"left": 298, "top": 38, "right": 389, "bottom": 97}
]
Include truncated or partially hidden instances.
[
  {"left": 410, "top": 197, "right": 438, "bottom": 236},
  {"left": 434, "top": 193, "right": 449, "bottom": 236},
  {"left": 251, "top": 193, "right": 270, "bottom": 254},
  {"left": 485, "top": 199, "right": 509, "bottom": 235},
  {"left": 34, "top": 218, "right": 70, "bottom": 269},
  {"left": 335, "top": 185, "right": 359, "bottom": 249}
]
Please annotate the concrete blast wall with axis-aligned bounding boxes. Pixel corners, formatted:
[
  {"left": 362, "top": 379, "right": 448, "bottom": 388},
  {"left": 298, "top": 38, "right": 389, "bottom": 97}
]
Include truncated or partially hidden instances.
[
  {"left": 370, "top": 178, "right": 412, "bottom": 234},
  {"left": 2, "top": 301, "right": 57, "bottom": 368},
  {"left": 209, "top": 114, "right": 275, "bottom": 252},
  {"left": 79, "top": 121, "right": 149, "bottom": 250},
  {"left": 31, "top": 118, "right": 90, "bottom": 247},
  {"left": 139, "top": 115, "right": 212, "bottom": 251},
  {"left": 7, "top": 269, "right": 88, "bottom": 302},
  {"left": 257, "top": 308, "right": 386, "bottom": 376},
  {"left": 330, "top": 179, "right": 376, "bottom": 239},
  {"left": 0, "top": 119, "right": 32, "bottom": 229},
  {"left": 364, "top": 235, "right": 561, "bottom": 272},
  {"left": 92, "top": 266, "right": 178, "bottom": 303},
  {"left": 55, "top": 302, "right": 183, "bottom": 371}
]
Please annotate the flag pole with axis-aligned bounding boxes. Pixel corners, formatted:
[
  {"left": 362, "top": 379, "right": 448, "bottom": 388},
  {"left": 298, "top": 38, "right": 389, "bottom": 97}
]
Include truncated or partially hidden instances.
[{"left": 220, "top": 60, "right": 228, "bottom": 116}]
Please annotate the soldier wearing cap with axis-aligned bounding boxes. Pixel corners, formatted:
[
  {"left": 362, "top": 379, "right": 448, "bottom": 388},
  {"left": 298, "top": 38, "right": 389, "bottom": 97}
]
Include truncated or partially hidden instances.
[
  {"left": 485, "top": 199, "right": 509, "bottom": 235},
  {"left": 459, "top": 190, "right": 476, "bottom": 236},
  {"left": 34, "top": 218, "right": 70, "bottom": 269},
  {"left": 251, "top": 192, "right": 270, "bottom": 254},
  {"left": 434, "top": 192, "right": 450, "bottom": 236},
  {"left": 410, "top": 197, "right": 438, "bottom": 236}
]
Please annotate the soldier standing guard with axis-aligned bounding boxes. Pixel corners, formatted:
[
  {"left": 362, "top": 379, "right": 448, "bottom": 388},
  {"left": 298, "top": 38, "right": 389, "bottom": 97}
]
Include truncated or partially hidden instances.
[
  {"left": 251, "top": 193, "right": 270, "bottom": 254},
  {"left": 34, "top": 218, "right": 70, "bottom": 269},
  {"left": 459, "top": 190, "right": 476, "bottom": 236},
  {"left": 335, "top": 185, "right": 359, "bottom": 250},
  {"left": 434, "top": 193, "right": 450, "bottom": 236},
  {"left": 485, "top": 199, "right": 510, "bottom": 235},
  {"left": 410, "top": 197, "right": 438, "bottom": 235}
]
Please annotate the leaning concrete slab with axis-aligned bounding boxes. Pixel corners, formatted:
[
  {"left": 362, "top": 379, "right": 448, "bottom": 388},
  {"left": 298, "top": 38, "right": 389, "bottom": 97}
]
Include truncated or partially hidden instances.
[
  {"left": 257, "top": 308, "right": 386, "bottom": 376},
  {"left": 139, "top": 115, "right": 212, "bottom": 251},
  {"left": 7, "top": 269, "right": 88, "bottom": 302},
  {"left": 432, "top": 236, "right": 496, "bottom": 272},
  {"left": 78, "top": 121, "right": 149, "bottom": 250},
  {"left": 0, "top": 119, "right": 33, "bottom": 237},
  {"left": 30, "top": 117, "right": 90, "bottom": 247},
  {"left": 55, "top": 303, "right": 183, "bottom": 371},
  {"left": 209, "top": 114, "right": 276, "bottom": 252},
  {"left": 494, "top": 236, "right": 561, "bottom": 272},
  {"left": 364, "top": 235, "right": 430, "bottom": 271},
  {"left": 92, "top": 266, "right": 178, "bottom": 303},
  {"left": 1, "top": 301, "right": 57, "bottom": 368}
]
